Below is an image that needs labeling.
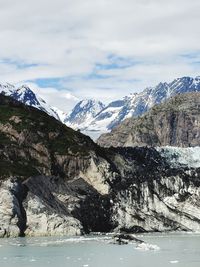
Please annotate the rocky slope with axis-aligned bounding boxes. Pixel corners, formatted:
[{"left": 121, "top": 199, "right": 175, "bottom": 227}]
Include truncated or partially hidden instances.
[
  {"left": 1, "top": 94, "right": 200, "bottom": 237},
  {"left": 66, "top": 76, "right": 200, "bottom": 139},
  {"left": 0, "top": 94, "right": 114, "bottom": 237},
  {"left": 98, "top": 92, "right": 200, "bottom": 148}
]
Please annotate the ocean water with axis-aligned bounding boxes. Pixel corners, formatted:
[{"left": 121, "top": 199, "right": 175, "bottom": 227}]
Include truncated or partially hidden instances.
[{"left": 0, "top": 233, "right": 200, "bottom": 267}]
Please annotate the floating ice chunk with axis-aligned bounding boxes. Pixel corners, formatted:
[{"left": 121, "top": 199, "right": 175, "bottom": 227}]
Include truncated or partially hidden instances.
[
  {"left": 170, "top": 260, "right": 179, "bottom": 264},
  {"left": 30, "top": 258, "right": 36, "bottom": 262},
  {"left": 135, "top": 242, "right": 160, "bottom": 251}
]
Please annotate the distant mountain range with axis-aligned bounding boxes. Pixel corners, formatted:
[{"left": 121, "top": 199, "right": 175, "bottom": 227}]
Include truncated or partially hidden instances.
[
  {"left": 97, "top": 92, "right": 200, "bottom": 148},
  {"left": 64, "top": 76, "right": 200, "bottom": 139},
  {"left": 1, "top": 76, "right": 200, "bottom": 140}
]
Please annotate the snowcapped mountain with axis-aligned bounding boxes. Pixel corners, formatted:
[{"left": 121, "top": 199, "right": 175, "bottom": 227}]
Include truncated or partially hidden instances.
[
  {"left": 67, "top": 76, "right": 200, "bottom": 139},
  {"left": 1, "top": 76, "right": 200, "bottom": 140},
  {"left": 64, "top": 99, "right": 105, "bottom": 130},
  {"left": 0, "top": 83, "right": 60, "bottom": 120},
  {"left": 51, "top": 106, "right": 68, "bottom": 123}
]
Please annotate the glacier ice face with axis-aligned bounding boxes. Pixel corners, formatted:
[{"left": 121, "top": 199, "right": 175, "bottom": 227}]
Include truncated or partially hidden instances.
[{"left": 156, "top": 146, "right": 200, "bottom": 168}]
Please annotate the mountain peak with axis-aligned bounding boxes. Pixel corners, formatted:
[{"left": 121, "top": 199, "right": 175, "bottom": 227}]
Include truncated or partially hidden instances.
[
  {"left": 0, "top": 83, "right": 59, "bottom": 120},
  {"left": 66, "top": 76, "right": 200, "bottom": 139},
  {"left": 79, "top": 98, "right": 104, "bottom": 109},
  {"left": 64, "top": 98, "right": 105, "bottom": 129}
]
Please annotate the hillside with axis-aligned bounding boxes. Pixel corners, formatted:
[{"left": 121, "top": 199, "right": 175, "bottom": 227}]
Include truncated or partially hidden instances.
[
  {"left": 0, "top": 93, "right": 114, "bottom": 236},
  {"left": 0, "top": 94, "right": 97, "bottom": 180},
  {"left": 97, "top": 92, "right": 200, "bottom": 148},
  {"left": 1, "top": 94, "right": 200, "bottom": 238}
]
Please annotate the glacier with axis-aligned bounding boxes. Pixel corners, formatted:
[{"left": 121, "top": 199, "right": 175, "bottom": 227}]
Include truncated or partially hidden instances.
[{"left": 156, "top": 146, "right": 200, "bottom": 168}]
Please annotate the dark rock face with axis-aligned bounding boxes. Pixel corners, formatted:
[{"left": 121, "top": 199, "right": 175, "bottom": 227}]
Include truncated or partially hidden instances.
[
  {"left": 24, "top": 176, "right": 112, "bottom": 235},
  {"left": 112, "top": 233, "right": 144, "bottom": 245},
  {"left": 108, "top": 147, "right": 200, "bottom": 232},
  {"left": 97, "top": 93, "right": 200, "bottom": 148},
  {"left": 3, "top": 146, "right": 200, "bottom": 237},
  {"left": 9, "top": 178, "right": 28, "bottom": 236},
  {"left": 1, "top": 94, "right": 200, "bottom": 236}
]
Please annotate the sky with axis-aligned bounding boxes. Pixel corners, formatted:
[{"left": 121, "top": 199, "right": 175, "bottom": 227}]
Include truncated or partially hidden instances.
[{"left": 0, "top": 0, "right": 200, "bottom": 112}]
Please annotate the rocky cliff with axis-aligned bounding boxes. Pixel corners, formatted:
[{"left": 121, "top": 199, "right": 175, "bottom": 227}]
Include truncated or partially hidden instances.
[
  {"left": 97, "top": 93, "right": 200, "bottom": 148},
  {"left": 0, "top": 94, "right": 115, "bottom": 237},
  {"left": 1, "top": 94, "right": 200, "bottom": 237}
]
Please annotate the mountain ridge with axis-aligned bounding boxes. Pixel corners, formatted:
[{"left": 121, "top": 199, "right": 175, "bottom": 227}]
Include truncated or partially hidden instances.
[
  {"left": 1, "top": 76, "right": 200, "bottom": 140},
  {"left": 97, "top": 92, "right": 200, "bottom": 148},
  {"left": 0, "top": 83, "right": 60, "bottom": 120},
  {"left": 65, "top": 76, "right": 200, "bottom": 139}
]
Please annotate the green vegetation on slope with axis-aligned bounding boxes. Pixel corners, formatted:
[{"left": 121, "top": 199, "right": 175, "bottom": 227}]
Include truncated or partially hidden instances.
[{"left": 0, "top": 94, "right": 96, "bottom": 179}]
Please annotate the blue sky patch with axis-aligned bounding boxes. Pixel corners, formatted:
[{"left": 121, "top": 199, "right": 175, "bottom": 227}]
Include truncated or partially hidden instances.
[{"left": 0, "top": 58, "right": 38, "bottom": 69}]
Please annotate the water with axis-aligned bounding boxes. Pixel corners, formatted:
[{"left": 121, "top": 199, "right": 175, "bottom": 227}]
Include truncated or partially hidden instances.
[{"left": 0, "top": 233, "right": 200, "bottom": 267}]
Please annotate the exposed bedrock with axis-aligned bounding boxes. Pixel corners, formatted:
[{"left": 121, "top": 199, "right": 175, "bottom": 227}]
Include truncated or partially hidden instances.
[
  {"left": 0, "top": 178, "right": 27, "bottom": 237},
  {"left": 1, "top": 147, "right": 200, "bottom": 237}
]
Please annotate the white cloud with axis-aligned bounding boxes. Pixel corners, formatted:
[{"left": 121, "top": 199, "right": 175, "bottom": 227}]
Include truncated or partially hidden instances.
[{"left": 0, "top": 0, "right": 199, "bottom": 108}]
